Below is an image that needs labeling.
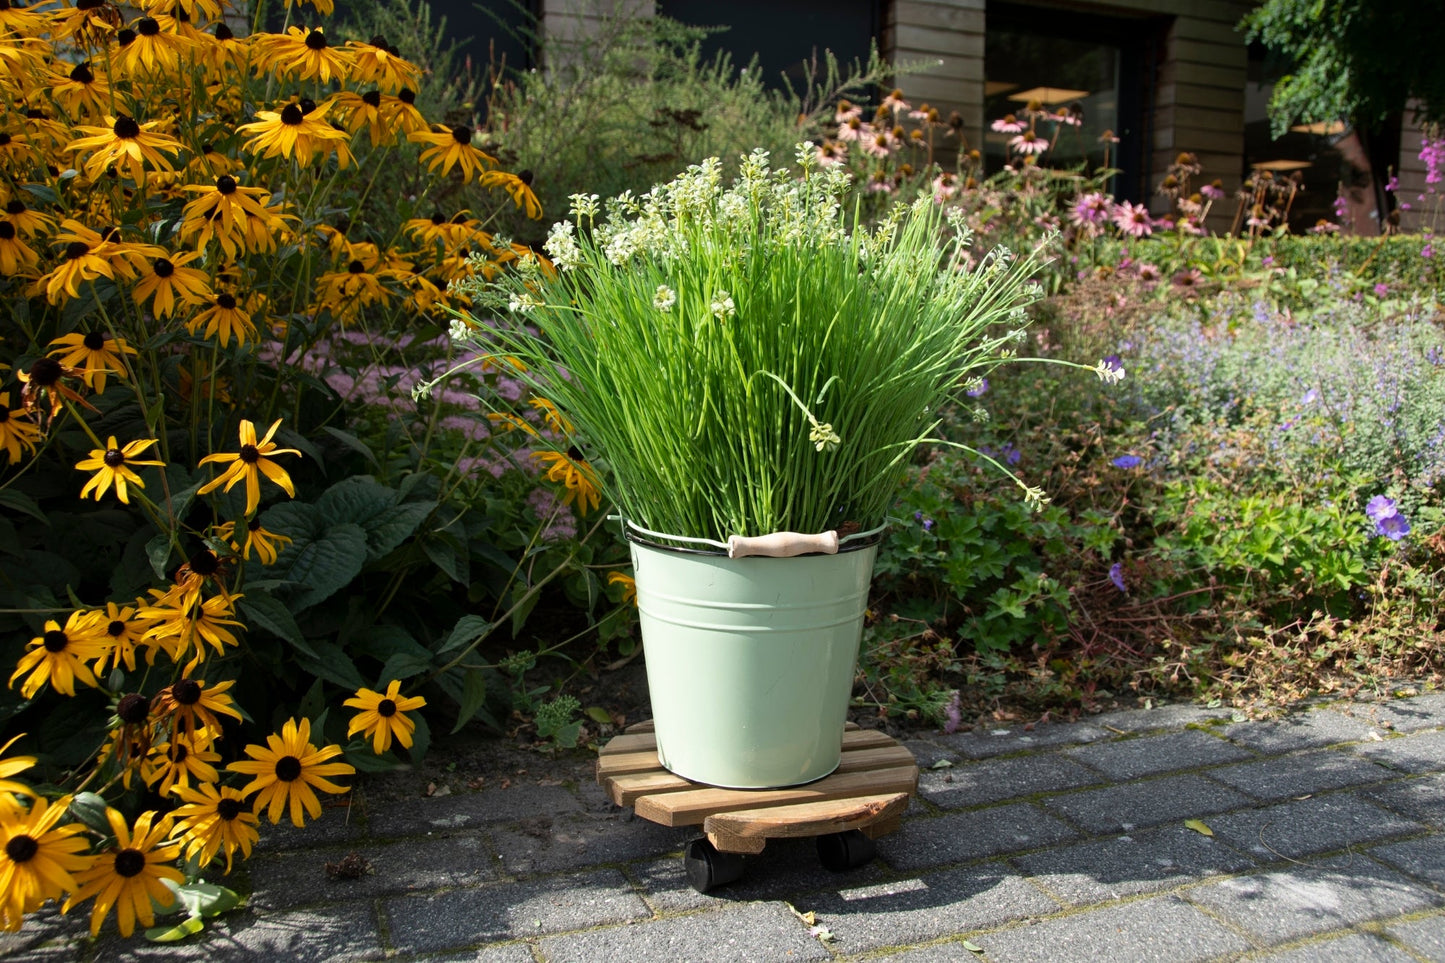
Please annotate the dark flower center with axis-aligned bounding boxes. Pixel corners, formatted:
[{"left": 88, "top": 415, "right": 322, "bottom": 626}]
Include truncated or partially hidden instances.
[
  {"left": 153, "top": 257, "right": 175, "bottom": 278},
  {"left": 76, "top": 0, "right": 103, "bottom": 9},
  {"left": 274, "top": 756, "right": 302, "bottom": 781},
  {"left": 280, "top": 104, "right": 304, "bottom": 126},
  {"left": 398, "top": 87, "right": 415, "bottom": 104},
  {"left": 0, "top": 222, "right": 14, "bottom": 240},
  {"left": 361, "top": 89, "right": 381, "bottom": 108},
  {"left": 215, "top": 174, "right": 236, "bottom": 194},
  {"left": 27, "top": 357, "right": 62, "bottom": 385},
  {"left": 235, "top": 442, "right": 262, "bottom": 465},
  {"left": 347, "top": 260, "right": 364, "bottom": 274},
  {"left": 64, "top": 241, "right": 90, "bottom": 260},
  {"left": 25, "top": 109, "right": 47, "bottom": 120},
  {"left": 0, "top": 133, "right": 9, "bottom": 146},
  {"left": 216, "top": 293, "right": 236, "bottom": 310},
  {"left": 114, "top": 848, "right": 146, "bottom": 877},
  {"left": 518, "top": 169, "right": 533, "bottom": 185},
  {"left": 115, "top": 117, "right": 142, "bottom": 140},
  {"left": 173, "top": 6, "right": 189, "bottom": 21},
  {"left": 100, "top": 227, "right": 121, "bottom": 243},
  {"left": 136, "top": 16, "right": 159, "bottom": 35},
  {"left": 117, "top": 692, "right": 148, "bottom": 723},
  {"left": 186, "top": 604, "right": 204, "bottom": 622},
  {"left": 83, "top": 331, "right": 105, "bottom": 350},
  {"left": 368, "top": 33, "right": 389, "bottom": 49},
  {"left": 0, "top": 408, "right": 9, "bottom": 422},
  {"left": 247, "top": 516, "right": 263, "bottom": 532},
  {"left": 304, "top": 29, "right": 327, "bottom": 50},
  {"left": 70, "top": 61, "right": 95, "bottom": 83},
  {"left": 429, "top": 211, "right": 445, "bottom": 225},
  {"left": 5, "top": 835, "right": 38, "bottom": 863},
  {"left": 377, "top": 698, "right": 397, "bottom": 717},
  {"left": 108, "top": 620, "right": 127, "bottom": 637},
  {"left": 172, "top": 679, "right": 201, "bottom": 705},
  {"left": 4, "top": 199, "right": 22, "bottom": 215},
  {"left": 216, "top": 797, "right": 243, "bottom": 820},
  {"left": 116, "top": 28, "right": 135, "bottom": 45},
  {"left": 214, "top": 22, "right": 233, "bottom": 40},
  {"left": 103, "top": 448, "right": 125, "bottom": 467},
  {"left": 450, "top": 125, "right": 471, "bottom": 145},
  {"left": 43, "top": 629, "right": 68, "bottom": 652},
  {"left": 170, "top": 743, "right": 189, "bottom": 762},
  {"left": 567, "top": 446, "right": 584, "bottom": 461},
  {"left": 299, "top": 98, "right": 316, "bottom": 115},
  {"left": 187, "top": 549, "right": 220, "bottom": 576},
  {"left": 450, "top": 212, "right": 469, "bottom": 224}
]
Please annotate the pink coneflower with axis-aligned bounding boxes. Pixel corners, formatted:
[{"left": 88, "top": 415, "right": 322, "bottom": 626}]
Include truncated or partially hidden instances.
[
  {"left": 1009, "top": 132, "right": 1050, "bottom": 155},
  {"left": 1070, "top": 192, "right": 1112, "bottom": 228},
  {"left": 1135, "top": 263, "right": 1161, "bottom": 283},
  {"left": 1112, "top": 200, "right": 1153, "bottom": 237},
  {"left": 1048, "top": 107, "right": 1081, "bottom": 127},
  {"left": 861, "top": 132, "right": 891, "bottom": 158},
  {"left": 1200, "top": 181, "right": 1225, "bottom": 200},
  {"left": 834, "top": 99, "right": 862, "bottom": 125},
  {"left": 1034, "top": 213, "right": 1061, "bottom": 232},
  {"left": 815, "top": 141, "right": 847, "bottom": 167},
  {"left": 866, "top": 171, "right": 895, "bottom": 194},
  {"left": 880, "top": 88, "right": 910, "bottom": 116},
  {"left": 1178, "top": 216, "right": 1206, "bottom": 236},
  {"left": 990, "top": 114, "right": 1026, "bottom": 134},
  {"left": 1172, "top": 268, "right": 1203, "bottom": 290},
  {"left": 932, "top": 171, "right": 958, "bottom": 204},
  {"left": 836, "top": 116, "right": 866, "bottom": 142}
]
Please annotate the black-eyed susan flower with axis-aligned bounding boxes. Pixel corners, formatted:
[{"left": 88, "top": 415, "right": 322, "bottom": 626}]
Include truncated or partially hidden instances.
[
  {"left": 150, "top": 676, "right": 242, "bottom": 737},
  {"left": 186, "top": 290, "right": 258, "bottom": 346},
  {"left": 32, "top": 226, "right": 113, "bottom": 305},
  {"left": 0, "top": 127, "right": 37, "bottom": 171},
  {"left": 0, "top": 220, "right": 39, "bottom": 276},
  {"left": 237, "top": 99, "right": 350, "bottom": 168},
  {"left": 533, "top": 448, "right": 601, "bottom": 514},
  {"left": 0, "top": 795, "right": 91, "bottom": 931},
  {"left": 343, "top": 680, "right": 426, "bottom": 754},
  {"left": 345, "top": 35, "right": 420, "bottom": 92},
  {"left": 49, "top": 0, "right": 123, "bottom": 44},
  {"left": 16, "top": 356, "right": 93, "bottom": 421},
  {"left": 66, "top": 808, "right": 183, "bottom": 937},
  {"left": 199, "top": 20, "right": 249, "bottom": 76},
  {"left": 90, "top": 602, "right": 154, "bottom": 674},
  {"left": 49, "top": 61, "right": 112, "bottom": 119},
  {"left": 110, "top": 16, "right": 190, "bottom": 75},
  {"left": 607, "top": 571, "right": 637, "bottom": 605},
  {"left": 61, "top": 222, "right": 166, "bottom": 283},
  {"left": 47, "top": 331, "right": 136, "bottom": 394},
  {"left": 314, "top": 255, "right": 395, "bottom": 321},
  {"left": 9, "top": 612, "right": 107, "bottom": 699},
  {"left": 179, "top": 175, "right": 291, "bottom": 258},
  {"left": 139, "top": 591, "right": 244, "bottom": 669},
  {"left": 529, "top": 397, "right": 573, "bottom": 434},
  {"left": 131, "top": 251, "right": 213, "bottom": 317},
  {"left": 170, "top": 783, "right": 258, "bottom": 873},
  {"left": 197, "top": 418, "right": 301, "bottom": 517},
  {"left": 1, "top": 197, "right": 54, "bottom": 239},
  {"left": 0, "top": 37, "right": 47, "bottom": 88},
  {"left": 410, "top": 123, "right": 495, "bottom": 182},
  {"left": 326, "top": 89, "right": 389, "bottom": 145},
  {"left": 139, "top": 0, "right": 223, "bottom": 23},
  {"left": 0, "top": 393, "right": 41, "bottom": 465},
  {"left": 479, "top": 169, "right": 542, "bottom": 219},
  {"left": 65, "top": 113, "right": 182, "bottom": 182},
  {"left": 0, "top": 734, "right": 35, "bottom": 799},
  {"left": 239, "top": 516, "right": 291, "bottom": 565},
  {"left": 0, "top": 0, "right": 46, "bottom": 35},
  {"left": 141, "top": 726, "right": 220, "bottom": 795},
  {"left": 487, "top": 411, "right": 539, "bottom": 438},
  {"left": 227, "top": 717, "right": 354, "bottom": 827},
  {"left": 75, "top": 436, "right": 164, "bottom": 504},
  {"left": 378, "top": 87, "right": 427, "bottom": 135},
  {"left": 253, "top": 26, "right": 351, "bottom": 84},
  {"left": 98, "top": 692, "right": 155, "bottom": 789}
]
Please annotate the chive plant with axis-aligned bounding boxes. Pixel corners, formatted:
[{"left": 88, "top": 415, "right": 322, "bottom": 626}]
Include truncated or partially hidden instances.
[{"left": 446, "top": 146, "right": 1118, "bottom": 542}]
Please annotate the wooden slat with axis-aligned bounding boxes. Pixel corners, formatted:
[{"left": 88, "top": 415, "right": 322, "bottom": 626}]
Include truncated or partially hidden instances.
[
  {"left": 705, "top": 793, "right": 910, "bottom": 842},
  {"left": 604, "top": 744, "right": 917, "bottom": 806},
  {"left": 597, "top": 732, "right": 656, "bottom": 756},
  {"left": 635, "top": 766, "right": 920, "bottom": 827}
]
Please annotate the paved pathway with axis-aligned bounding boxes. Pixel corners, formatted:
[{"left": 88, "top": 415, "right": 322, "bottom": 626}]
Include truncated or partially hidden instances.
[{"left": 6, "top": 692, "right": 1445, "bottom": 962}]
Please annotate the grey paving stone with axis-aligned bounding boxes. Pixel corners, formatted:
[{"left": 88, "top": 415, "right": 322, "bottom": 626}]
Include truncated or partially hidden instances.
[
  {"left": 1357, "top": 730, "right": 1445, "bottom": 775},
  {"left": 802, "top": 864, "right": 1058, "bottom": 955},
  {"left": 1011, "top": 823, "right": 1257, "bottom": 906},
  {"left": 1331, "top": 693, "right": 1445, "bottom": 734},
  {"left": 918, "top": 753, "right": 1104, "bottom": 809},
  {"left": 1206, "top": 749, "right": 1396, "bottom": 801},
  {"left": 1387, "top": 914, "right": 1445, "bottom": 961},
  {"left": 366, "top": 783, "right": 583, "bottom": 837},
  {"left": 1063, "top": 729, "right": 1253, "bottom": 780},
  {"left": 936, "top": 723, "right": 1108, "bottom": 760},
  {"left": 537, "top": 901, "right": 829, "bottom": 963},
  {"left": 1087, "top": 703, "right": 1233, "bottom": 733},
  {"left": 975, "top": 894, "right": 1250, "bottom": 963},
  {"left": 382, "top": 869, "right": 649, "bottom": 955},
  {"left": 247, "top": 834, "right": 500, "bottom": 909},
  {"left": 491, "top": 810, "right": 693, "bottom": 874},
  {"left": 1363, "top": 774, "right": 1445, "bottom": 828},
  {"left": 1248, "top": 932, "right": 1418, "bottom": 963},
  {"left": 87, "top": 903, "right": 384, "bottom": 961},
  {"left": 878, "top": 803, "right": 1080, "bottom": 872},
  {"left": 1221, "top": 710, "right": 1378, "bottom": 754},
  {"left": 902, "top": 738, "right": 959, "bottom": 769},
  {"left": 868, "top": 941, "right": 989, "bottom": 962},
  {"left": 1371, "top": 837, "right": 1445, "bottom": 889},
  {"left": 0, "top": 907, "right": 84, "bottom": 960},
  {"left": 1186, "top": 865, "right": 1440, "bottom": 943},
  {"left": 253, "top": 804, "right": 367, "bottom": 852},
  {"left": 418, "top": 946, "right": 539, "bottom": 963},
  {"left": 1042, "top": 773, "right": 1252, "bottom": 834},
  {"left": 1206, "top": 794, "right": 1424, "bottom": 861}
]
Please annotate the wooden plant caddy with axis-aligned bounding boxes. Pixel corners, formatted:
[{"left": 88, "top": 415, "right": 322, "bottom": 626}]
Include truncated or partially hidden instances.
[{"left": 597, "top": 720, "right": 919, "bottom": 892}]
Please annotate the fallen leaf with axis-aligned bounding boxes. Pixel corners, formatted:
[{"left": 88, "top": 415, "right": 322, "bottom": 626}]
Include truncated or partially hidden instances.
[
  {"left": 1184, "top": 819, "right": 1214, "bottom": 837},
  {"left": 962, "top": 939, "right": 984, "bottom": 953},
  {"left": 929, "top": 759, "right": 954, "bottom": 770},
  {"left": 809, "top": 924, "right": 835, "bottom": 943}
]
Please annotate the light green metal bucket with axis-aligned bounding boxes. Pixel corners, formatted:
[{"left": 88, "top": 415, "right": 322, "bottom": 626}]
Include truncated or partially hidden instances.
[{"left": 626, "top": 521, "right": 882, "bottom": 789}]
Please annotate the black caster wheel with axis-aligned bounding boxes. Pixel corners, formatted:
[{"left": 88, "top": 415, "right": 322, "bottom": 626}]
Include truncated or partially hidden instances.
[
  {"left": 817, "top": 829, "right": 877, "bottom": 872},
  {"left": 684, "top": 837, "right": 746, "bottom": 893}
]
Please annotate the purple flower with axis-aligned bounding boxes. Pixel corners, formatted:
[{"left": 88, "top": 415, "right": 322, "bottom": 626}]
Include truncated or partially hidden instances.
[
  {"left": 1108, "top": 562, "right": 1126, "bottom": 593},
  {"left": 1111, "top": 454, "right": 1142, "bottom": 469},
  {"left": 1366, "top": 495, "right": 1398, "bottom": 523},
  {"left": 1386, "top": 175, "right": 1400, "bottom": 192},
  {"left": 942, "top": 690, "right": 962, "bottom": 734},
  {"left": 1301, "top": 388, "right": 1319, "bottom": 405},
  {"left": 1373, "top": 283, "right": 1389, "bottom": 298},
  {"left": 1428, "top": 346, "right": 1443, "bottom": 366},
  {"left": 914, "top": 511, "right": 934, "bottom": 531},
  {"left": 965, "top": 378, "right": 989, "bottom": 397},
  {"left": 1376, "top": 513, "right": 1410, "bottom": 541}
]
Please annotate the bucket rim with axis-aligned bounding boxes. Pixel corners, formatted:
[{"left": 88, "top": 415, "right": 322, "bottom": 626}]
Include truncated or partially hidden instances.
[{"left": 621, "top": 518, "right": 887, "bottom": 557}]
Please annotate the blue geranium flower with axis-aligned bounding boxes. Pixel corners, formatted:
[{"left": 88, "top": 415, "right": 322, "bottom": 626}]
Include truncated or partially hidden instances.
[
  {"left": 1108, "top": 562, "right": 1126, "bottom": 593},
  {"left": 1111, "top": 454, "right": 1142, "bottom": 469}
]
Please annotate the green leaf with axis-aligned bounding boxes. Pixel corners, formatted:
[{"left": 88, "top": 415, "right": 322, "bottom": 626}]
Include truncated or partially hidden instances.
[
  {"left": 449, "top": 669, "right": 490, "bottom": 734},
  {"left": 320, "top": 426, "right": 381, "bottom": 469},
  {"left": 238, "top": 592, "right": 318, "bottom": 659},
  {"left": 146, "top": 534, "right": 174, "bottom": 581},
  {"left": 297, "top": 677, "right": 325, "bottom": 722},
  {"left": 175, "top": 882, "right": 241, "bottom": 918},
  {"left": 378, "top": 651, "right": 433, "bottom": 684},
  {"left": 146, "top": 916, "right": 203, "bottom": 942},
  {"left": 510, "top": 582, "right": 539, "bottom": 638},
  {"left": 264, "top": 506, "right": 367, "bottom": 612},
  {"left": 275, "top": 425, "right": 325, "bottom": 477},
  {"left": 407, "top": 711, "right": 431, "bottom": 763},
  {"left": 69, "top": 792, "right": 110, "bottom": 834},
  {"left": 344, "top": 747, "right": 403, "bottom": 772},
  {"left": 436, "top": 615, "right": 491, "bottom": 656},
  {"left": 293, "top": 640, "right": 367, "bottom": 690},
  {"left": 421, "top": 529, "right": 469, "bottom": 584},
  {"left": 0, "top": 488, "right": 47, "bottom": 525},
  {"left": 315, "top": 476, "right": 429, "bottom": 563},
  {"left": 1184, "top": 818, "right": 1214, "bottom": 837},
  {"left": 962, "top": 939, "right": 984, "bottom": 953},
  {"left": 585, "top": 706, "right": 613, "bottom": 725}
]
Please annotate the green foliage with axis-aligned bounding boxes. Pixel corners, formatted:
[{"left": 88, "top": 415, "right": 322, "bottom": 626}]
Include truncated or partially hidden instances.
[
  {"left": 534, "top": 693, "right": 582, "bottom": 749},
  {"left": 1241, "top": 0, "right": 1445, "bottom": 134}
]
